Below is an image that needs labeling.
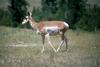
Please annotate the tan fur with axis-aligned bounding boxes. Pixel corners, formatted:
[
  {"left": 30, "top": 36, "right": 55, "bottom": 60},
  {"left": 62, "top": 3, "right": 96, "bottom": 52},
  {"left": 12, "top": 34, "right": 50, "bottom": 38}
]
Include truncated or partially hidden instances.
[{"left": 31, "top": 20, "right": 67, "bottom": 34}]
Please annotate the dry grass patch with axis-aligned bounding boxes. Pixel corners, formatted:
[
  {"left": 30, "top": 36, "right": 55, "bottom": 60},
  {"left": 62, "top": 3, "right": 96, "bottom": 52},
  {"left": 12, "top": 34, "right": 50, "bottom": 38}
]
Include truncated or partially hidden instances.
[{"left": 0, "top": 26, "right": 100, "bottom": 67}]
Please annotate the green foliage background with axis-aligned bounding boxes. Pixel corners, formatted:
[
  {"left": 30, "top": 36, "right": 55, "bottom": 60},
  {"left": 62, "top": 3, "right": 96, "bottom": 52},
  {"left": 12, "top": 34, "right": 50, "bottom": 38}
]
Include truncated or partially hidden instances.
[{"left": 0, "top": 0, "right": 100, "bottom": 31}]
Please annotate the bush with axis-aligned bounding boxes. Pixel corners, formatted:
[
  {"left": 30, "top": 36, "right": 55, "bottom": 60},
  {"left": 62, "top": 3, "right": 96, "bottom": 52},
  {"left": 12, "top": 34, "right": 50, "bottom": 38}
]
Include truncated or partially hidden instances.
[
  {"left": 0, "top": 9, "right": 12, "bottom": 26},
  {"left": 75, "top": 5, "right": 100, "bottom": 31}
]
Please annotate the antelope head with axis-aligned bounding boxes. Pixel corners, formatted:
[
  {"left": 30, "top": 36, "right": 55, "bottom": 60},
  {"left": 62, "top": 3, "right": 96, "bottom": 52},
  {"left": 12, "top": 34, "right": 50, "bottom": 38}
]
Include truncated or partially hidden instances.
[
  {"left": 22, "top": 12, "right": 32, "bottom": 24},
  {"left": 22, "top": 12, "right": 37, "bottom": 31}
]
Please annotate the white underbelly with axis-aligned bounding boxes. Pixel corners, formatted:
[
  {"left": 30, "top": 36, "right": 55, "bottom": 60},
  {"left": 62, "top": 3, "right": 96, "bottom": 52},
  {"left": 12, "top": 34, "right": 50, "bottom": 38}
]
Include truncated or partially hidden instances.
[{"left": 44, "top": 26, "right": 60, "bottom": 35}]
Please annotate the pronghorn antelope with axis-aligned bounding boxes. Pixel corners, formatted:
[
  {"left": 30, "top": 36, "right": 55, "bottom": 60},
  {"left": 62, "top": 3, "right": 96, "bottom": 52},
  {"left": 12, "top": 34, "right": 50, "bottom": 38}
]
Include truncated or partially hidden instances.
[{"left": 22, "top": 12, "right": 69, "bottom": 53}]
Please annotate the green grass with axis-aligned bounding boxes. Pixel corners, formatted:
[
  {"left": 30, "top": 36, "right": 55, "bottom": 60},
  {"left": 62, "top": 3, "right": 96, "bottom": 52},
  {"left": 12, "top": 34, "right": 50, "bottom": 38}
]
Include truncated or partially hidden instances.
[{"left": 0, "top": 26, "right": 100, "bottom": 67}]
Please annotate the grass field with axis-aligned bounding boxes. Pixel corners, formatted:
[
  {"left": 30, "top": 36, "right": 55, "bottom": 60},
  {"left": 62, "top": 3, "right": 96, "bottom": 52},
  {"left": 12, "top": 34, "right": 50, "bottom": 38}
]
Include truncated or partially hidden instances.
[{"left": 0, "top": 26, "right": 100, "bottom": 67}]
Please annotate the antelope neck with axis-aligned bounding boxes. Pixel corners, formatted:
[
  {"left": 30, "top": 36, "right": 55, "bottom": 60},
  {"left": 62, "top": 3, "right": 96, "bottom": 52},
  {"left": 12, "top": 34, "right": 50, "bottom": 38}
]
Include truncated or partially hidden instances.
[{"left": 29, "top": 20, "right": 38, "bottom": 30}]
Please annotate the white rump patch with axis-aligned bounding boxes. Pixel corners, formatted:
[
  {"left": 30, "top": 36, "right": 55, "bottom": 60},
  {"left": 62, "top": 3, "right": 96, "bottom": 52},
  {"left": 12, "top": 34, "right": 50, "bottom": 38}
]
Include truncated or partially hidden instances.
[{"left": 64, "top": 22, "right": 69, "bottom": 28}]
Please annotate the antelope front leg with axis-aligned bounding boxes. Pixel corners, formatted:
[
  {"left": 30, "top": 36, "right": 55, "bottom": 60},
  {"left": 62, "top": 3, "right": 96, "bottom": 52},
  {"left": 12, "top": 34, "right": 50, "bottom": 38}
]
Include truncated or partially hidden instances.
[
  {"left": 45, "top": 34, "right": 57, "bottom": 52},
  {"left": 41, "top": 34, "right": 45, "bottom": 53}
]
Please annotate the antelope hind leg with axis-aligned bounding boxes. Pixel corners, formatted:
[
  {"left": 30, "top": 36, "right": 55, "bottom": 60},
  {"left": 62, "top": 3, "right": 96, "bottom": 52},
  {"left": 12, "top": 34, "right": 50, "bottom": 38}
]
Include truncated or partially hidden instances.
[
  {"left": 64, "top": 36, "right": 68, "bottom": 49},
  {"left": 56, "top": 40, "right": 64, "bottom": 52}
]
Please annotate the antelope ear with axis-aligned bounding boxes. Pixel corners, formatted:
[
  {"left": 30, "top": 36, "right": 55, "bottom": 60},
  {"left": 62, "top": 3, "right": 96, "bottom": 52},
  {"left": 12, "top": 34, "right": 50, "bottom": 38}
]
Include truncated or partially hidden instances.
[{"left": 28, "top": 12, "right": 32, "bottom": 17}]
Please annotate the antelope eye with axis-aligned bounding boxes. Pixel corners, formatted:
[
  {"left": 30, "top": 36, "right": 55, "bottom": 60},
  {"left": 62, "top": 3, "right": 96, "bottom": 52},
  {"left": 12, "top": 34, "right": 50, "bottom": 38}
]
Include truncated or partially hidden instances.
[{"left": 25, "top": 18, "right": 27, "bottom": 19}]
